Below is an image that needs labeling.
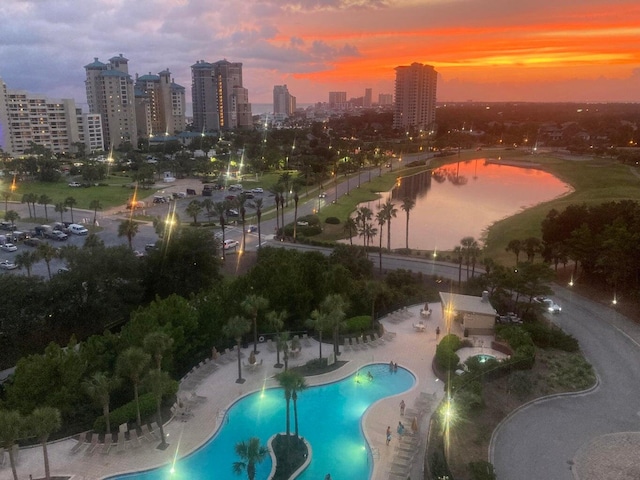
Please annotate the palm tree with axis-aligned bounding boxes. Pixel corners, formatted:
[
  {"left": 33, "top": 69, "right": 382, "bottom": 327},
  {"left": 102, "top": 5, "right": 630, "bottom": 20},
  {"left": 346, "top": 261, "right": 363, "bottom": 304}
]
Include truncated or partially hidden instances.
[
  {"left": 83, "top": 372, "right": 119, "bottom": 434},
  {"left": 2, "top": 191, "right": 11, "bottom": 212},
  {"left": 375, "top": 210, "right": 386, "bottom": 272},
  {"left": 186, "top": 199, "right": 203, "bottom": 225},
  {"left": 453, "top": 245, "right": 464, "bottom": 288},
  {"left": 213, "top": 201, "right": 228, "bottom": 260},
  {"left": 241, "top": 295, "right": 269, "bottom": 355},
  {"left": 4, "top": 209, "right": 19, "bottom": 227},
  {"left": 380, "top": 199, "right": 397, "bottom": 250},
  {"left": 0, "top": 409, "right": 24, "bottom": 480},
  {"left": 271, "top": 185, "right": 283, "bottom": 235},
  {"left": 291, "top": 181, "right": 302, "bottom": 242},
  {"left": 144, "top": 369, "right": 172, "bottom": 449},
  {"left": 278, "top": 331, "right": 291, "bottom": 371},
  {"left": 267, "top": 310, "right": 287, "bottom": 368},
  {"left": 361, "top": 222, "right": 377, "bottom": 249},
  {"left": 400, "top": 197, "right": 416, "bottom": 250},
  {"left": 250, "top": 198, "right": 264, "bottom": 249},
  {"left": 116, "top": 347, "right": 150, "bottom": 426},
  {"left": 54, "top": 202, "right": 67, "bottom": 223},
  {"left": 236, "top": 193, "right": 248, "bottom": 249},
  {"left": 278, "top": 193, "right": 286, "bottom": 236},
  {"left": 343, "top": 217, "right": 357, "bottom": 245},
  {"left": 65, "top": 196, "right": 77, "bottom": 223},
  {"left": 306, "top": 309, "right": 330, "bottom": 360},
  {"left": 320, "top": 294, "right": 348, "bottom": 358},
  {"left": 89, "top": 199, "right": 103, "bottom": 225},
  {"left": 38, "top": 194, "right": 52, "bottom": 221},
  {"left": 21, "top": 193, "right": 32, "bottom": 218},
  {"left": 201, "top": 198, "right": 214, "bottom": 220},
  {"left": 118, "top": 219, "right": 139, "bottom": 250},
  {"left": 275, "top": 371, "right": 296, "bottom": 441},
  {"left": 290, "top": 372, "right": 307, "bottom": 438},
  {"left": 37, "top": 243, "right": 58, "bottom": 279},
  {"left": 28, "top": 407, "right": 61, "bottom": 480},
  {"left": 144, "top": 331, "right": 174, "bottom": 370},
  {"left": 506, "top": 239, "right": 522, "bottom": 265},
  {"left": 15, "top": 250, "right": 39, "bottom": 277},
  {"left": 460, "top": 236, "right": 479, "bottom": 280},
  {"left": 232, "top": 437, "right": 269, "bottom": 480},
  {"left": 223, "top": 316, "right": 251, "bottom": 384},
  {"left": 523, "top": 236, "right": 542, "bottom": 262}
]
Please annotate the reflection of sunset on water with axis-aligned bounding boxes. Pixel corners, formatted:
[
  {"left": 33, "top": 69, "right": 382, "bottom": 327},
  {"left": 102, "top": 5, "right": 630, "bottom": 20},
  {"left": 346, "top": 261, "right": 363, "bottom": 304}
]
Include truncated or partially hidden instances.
[{"left": 360, "top": 160, "right": 571, "bottom": 251}]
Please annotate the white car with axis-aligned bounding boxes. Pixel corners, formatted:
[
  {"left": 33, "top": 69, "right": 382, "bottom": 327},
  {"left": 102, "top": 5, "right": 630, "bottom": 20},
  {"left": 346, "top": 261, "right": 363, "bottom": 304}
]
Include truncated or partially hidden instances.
[
  {"left": 251, "top": 187, "right": 264, "bottom": 194},
  {"left": 535, "top": 297, "right": 562, "bottom": 313},
  {"left": 68, "top": 182, "right": 81, "bottom": 187},
  {"left": 68, "top": 224, "right": 89, "bottom": 235},
  {"left": 0, "top": 243, "right": 17, "bottom": 252},
  {"left": 318, "top": 192, "right": 327, "bottom": 198},
  {"left": 223, "top": 239, "right": 239, "bottom": 250},
  {"left": 0, "top": 259, "right": 17, "bottom": 270}
]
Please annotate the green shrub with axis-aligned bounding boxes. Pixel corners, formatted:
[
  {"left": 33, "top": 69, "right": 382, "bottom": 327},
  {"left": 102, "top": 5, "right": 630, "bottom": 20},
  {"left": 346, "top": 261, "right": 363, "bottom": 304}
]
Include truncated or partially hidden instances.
[
  {"left": 436, "top": 344, "right": 460, "bottom": 372},
  {"left": 344, "top": 315, "right": 372, "bottom": 334},
  {"left": 325, "top": 216, "right": 340, "bottom": 224},
  {"left": 439, "top": 334, "right": 461, "bottom": 351},
  {"left": 510, "top": 344, "right": 536, "bottom": 370},
  {"left": 93, "top": 379, "right": 178, "bottom": 432}
]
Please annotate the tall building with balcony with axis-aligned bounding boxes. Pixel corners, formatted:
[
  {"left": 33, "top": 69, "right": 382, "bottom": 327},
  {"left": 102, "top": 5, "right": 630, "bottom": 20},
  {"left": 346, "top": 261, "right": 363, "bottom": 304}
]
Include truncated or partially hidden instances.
[
  {"left": 76, "top": 110, "right": 103, "bottom": 153},
  {"left": 191, "top": 59, "right": 252, "bottom": 132},
  {"left": 134, "top": 69, "right": 186, "bottom": 138},
  {"left": 364, "top": 88, "right": 372, "bottom": 108},
  {"left": 0, "top": 77, "right": 80, "bottom": 156},
  {"left": 191, "top": 60, "right": 219, "bottom": 133},
  {"left": 329, "top": 91, "right": 347, "bottom": 109},
  {"left": 273, "top": 85, "right": 296, "bottom": 118},
  {"left": 84, "top": 54, "right": 137, "bottom": 149},
  {"left": 378, "top": 93, "right": 393, "bottom": 106},
  {"left": 393, "top": 63, "right": 437, "bottom": 131}
]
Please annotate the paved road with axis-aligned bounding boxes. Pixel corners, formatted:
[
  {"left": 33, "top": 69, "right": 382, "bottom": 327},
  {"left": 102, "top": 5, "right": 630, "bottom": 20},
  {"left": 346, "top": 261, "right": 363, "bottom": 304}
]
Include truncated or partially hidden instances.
[{"left": 491, "top": 285, "right": 640, "bottom": 479}]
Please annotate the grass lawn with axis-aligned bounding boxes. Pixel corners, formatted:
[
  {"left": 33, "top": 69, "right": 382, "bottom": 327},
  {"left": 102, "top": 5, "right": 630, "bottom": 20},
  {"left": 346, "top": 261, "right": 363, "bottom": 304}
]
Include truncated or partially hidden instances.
[{"left": 3, "top": 174, "right": 140, "bottom": 210}]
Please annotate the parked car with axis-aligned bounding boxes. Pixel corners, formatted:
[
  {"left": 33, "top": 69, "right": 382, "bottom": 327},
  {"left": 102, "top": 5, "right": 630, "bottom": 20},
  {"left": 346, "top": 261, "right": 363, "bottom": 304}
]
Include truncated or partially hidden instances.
[
  {"left": 251, "top": 187, "right": 264, "bottom": 194},
  {"left": 0, "top": 221, "right": 16, "bottom": 231},
  {"left": 0, "top": 260, "right": 17, "bottom": 270},
  {"left": 225, "top": 195, "right": 236, "bottom": 201},
  {"left": 226, "top": 209, "right": 239, "bottom": 217},
  {"left": 68, "top": 224, "right": 88, "bottom": 235},
  {"left": 223, "top": 239, "right": 239, "bottom": 250},
  {"left": 0, "top": 243, "right": 17, "bottom": 252},
  {"left": 68, "top": 182, "right": 81, "bottom": 187},
  {"left": 24, "top": 237, "right": 43, "bottom": 247},
  {"left": 534, "top": 297, "right": 562, "bottom": 313},
  {"left": 47, "top": 230, "right": 68, "bottom": 241},
  {"left": 145, "top": 243, "right": 157, "bottom": 251}
]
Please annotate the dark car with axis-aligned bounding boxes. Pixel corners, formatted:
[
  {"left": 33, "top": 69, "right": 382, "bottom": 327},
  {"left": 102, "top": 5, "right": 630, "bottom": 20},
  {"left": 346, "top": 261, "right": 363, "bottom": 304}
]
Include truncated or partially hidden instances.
[
  {"left": 24, "top": 237, "right": 43, "bottom": 247},
  {"left": 226, "top": 209, "right": 239, "bottom": 217}
]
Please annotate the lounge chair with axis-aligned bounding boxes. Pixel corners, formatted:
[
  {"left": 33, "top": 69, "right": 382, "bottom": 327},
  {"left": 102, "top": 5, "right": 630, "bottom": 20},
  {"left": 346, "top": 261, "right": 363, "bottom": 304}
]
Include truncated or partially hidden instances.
[
  {"left": 365, "top": 334, "right": 378, "bottom": 347},
  {"left": 149, "top": 422, "right": 161, "bottom": 440},
  {"left": 302, "top": 333, "right": 312, "bottom": 347},
  {"left": 129, "top": 428, "right": 142, "bottom": 448},
  {"left": 266, "top": 339, "right": 276, "bottom": 352},
  {"left": 10, "top": 444, "right": 19, "bottom": 464},
  {"left": 373, "top": 332, "right": 385, "bottom": 345},
  {"left": 140, "top": 424, "right": 154, "bottom": 442},
  {"left": 84, "top": 433, "right": 99, "bottom": 455},
  {"left": 69, "top": 431, "right": 88, "bottom": 454},
  {"left": 99, "top": 434, "right": 114, "bottom": 455},
  {"left": 343, "top": 338, "right": 352, "bottom": 352},
  {"left": 116, "top": 431, "right": 127, "bottom": 453},
  {"left": 0, "top": 447, "right": 6, "bottom": 466}
]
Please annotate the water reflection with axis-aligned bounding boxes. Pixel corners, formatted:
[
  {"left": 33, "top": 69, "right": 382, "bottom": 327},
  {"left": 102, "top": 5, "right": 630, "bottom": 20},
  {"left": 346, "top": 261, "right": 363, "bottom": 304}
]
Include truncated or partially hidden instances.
[{"left": 359, "top": 159, "right": 572, "bottom": 251}]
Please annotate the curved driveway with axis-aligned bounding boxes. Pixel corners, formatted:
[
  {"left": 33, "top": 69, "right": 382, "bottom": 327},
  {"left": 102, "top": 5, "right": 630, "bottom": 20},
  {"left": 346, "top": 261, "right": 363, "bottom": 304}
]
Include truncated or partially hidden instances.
[{"left": 491, "top": 285, "right": 640, "bottom": 479}]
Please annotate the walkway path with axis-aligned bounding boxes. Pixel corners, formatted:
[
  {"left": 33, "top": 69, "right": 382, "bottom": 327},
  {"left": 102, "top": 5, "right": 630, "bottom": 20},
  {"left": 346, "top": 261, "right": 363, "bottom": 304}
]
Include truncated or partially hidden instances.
[{"left": 0, "top": 304, "right": 447, "bottom": 480}]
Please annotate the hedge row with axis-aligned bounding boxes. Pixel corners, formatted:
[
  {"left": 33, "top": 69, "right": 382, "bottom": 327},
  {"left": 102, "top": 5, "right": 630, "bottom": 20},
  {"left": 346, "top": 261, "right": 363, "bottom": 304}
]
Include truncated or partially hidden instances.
[{"left": 435, "top": 334, "right": 461, "bottom": 371}]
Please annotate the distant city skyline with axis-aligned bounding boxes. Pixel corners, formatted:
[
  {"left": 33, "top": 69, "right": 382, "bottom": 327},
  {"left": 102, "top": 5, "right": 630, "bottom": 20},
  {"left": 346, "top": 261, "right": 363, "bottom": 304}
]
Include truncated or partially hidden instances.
[{"left": 0, "top": 0, "right": 639, "bottom": 107}]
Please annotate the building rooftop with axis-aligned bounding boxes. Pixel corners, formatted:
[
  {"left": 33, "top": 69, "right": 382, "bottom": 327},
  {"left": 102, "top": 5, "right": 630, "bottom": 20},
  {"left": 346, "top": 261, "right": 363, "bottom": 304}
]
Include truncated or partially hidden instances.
[{"left": 439, "top": 291, "right": 497, "bottom": 316}]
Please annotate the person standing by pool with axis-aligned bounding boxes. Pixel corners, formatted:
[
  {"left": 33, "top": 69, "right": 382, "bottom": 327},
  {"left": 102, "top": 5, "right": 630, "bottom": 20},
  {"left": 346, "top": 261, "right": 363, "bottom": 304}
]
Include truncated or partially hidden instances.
[
  {"left": 397, "top": 421, "right": 405, "bottom": 436},
  {"left": 386, "top": 426, "right": 392, "bottom": 445},
  {"left": 400, "top": 399, "right": 405, "bottom": 416}
]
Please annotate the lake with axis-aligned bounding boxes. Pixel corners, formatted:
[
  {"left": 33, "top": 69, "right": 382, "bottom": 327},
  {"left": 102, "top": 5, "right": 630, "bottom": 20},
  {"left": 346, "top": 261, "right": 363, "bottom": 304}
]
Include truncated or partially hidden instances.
[{"left": 357, "top": 158, "right": 572, "bottom": 251}]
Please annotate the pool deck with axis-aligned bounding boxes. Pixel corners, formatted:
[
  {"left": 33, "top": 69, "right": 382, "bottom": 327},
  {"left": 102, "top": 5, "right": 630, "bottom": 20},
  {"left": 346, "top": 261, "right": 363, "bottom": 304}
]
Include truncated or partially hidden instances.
[{"left": 1, "top": 304, "right": 457, "bottom": 480}]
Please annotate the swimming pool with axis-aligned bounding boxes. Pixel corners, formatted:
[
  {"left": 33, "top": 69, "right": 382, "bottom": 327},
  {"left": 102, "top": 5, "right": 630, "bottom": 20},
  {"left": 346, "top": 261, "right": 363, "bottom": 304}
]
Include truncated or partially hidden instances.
[{"left": 108, "top": 363, "right": 414, "bottom": 480}]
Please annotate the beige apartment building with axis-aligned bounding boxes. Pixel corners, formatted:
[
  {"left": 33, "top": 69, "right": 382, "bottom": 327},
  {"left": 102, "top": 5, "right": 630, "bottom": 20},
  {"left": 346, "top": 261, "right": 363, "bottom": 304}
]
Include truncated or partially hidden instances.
[
  {"left": 84, "top": 54, "right": 137, "bottom": 149},
  {"left": 135, "top": 69, "right": 186, "bottom": 138},
  {"left": 393, "top": 62, "right": 437, "bottom": 131},
  {"left": 0, "top": 77, "right": 84, "bottom": 156}
]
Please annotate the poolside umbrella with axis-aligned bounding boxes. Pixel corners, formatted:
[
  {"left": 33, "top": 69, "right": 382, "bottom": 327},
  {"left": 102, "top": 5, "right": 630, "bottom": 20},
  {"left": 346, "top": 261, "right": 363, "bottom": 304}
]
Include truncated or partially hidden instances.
[{"left": 411, "top": 417, "right": 418, "bottom": 433}]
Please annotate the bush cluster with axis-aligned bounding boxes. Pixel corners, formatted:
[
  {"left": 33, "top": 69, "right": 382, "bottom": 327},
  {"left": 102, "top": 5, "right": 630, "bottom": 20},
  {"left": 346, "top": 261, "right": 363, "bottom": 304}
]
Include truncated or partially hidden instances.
[
  {"left": 324, "top": 217, "right": 340, "bottom": 224},
  {"left": 344, "top": 315, "right": 372, "bottom": 334},
  {"left": 435, "top": 334, "right": 461, "bottom": 371}
]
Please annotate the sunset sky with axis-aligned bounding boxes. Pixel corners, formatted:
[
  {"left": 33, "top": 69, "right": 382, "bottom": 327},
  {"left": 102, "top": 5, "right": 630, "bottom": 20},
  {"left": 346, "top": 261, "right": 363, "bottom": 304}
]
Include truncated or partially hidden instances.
[{"left": 1, "top": 0, "right": 639, "bottom": 109}]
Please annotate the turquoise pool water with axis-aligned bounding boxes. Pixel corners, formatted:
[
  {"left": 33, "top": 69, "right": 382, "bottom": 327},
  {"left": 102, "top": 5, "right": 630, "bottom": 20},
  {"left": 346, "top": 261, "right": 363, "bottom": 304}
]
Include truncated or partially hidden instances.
[
  {"left": 108, "top": 363, "right": 414, "bottom": 480},
  {"left": 472, "top": 354, "right": 496, "bottom": 363}
]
